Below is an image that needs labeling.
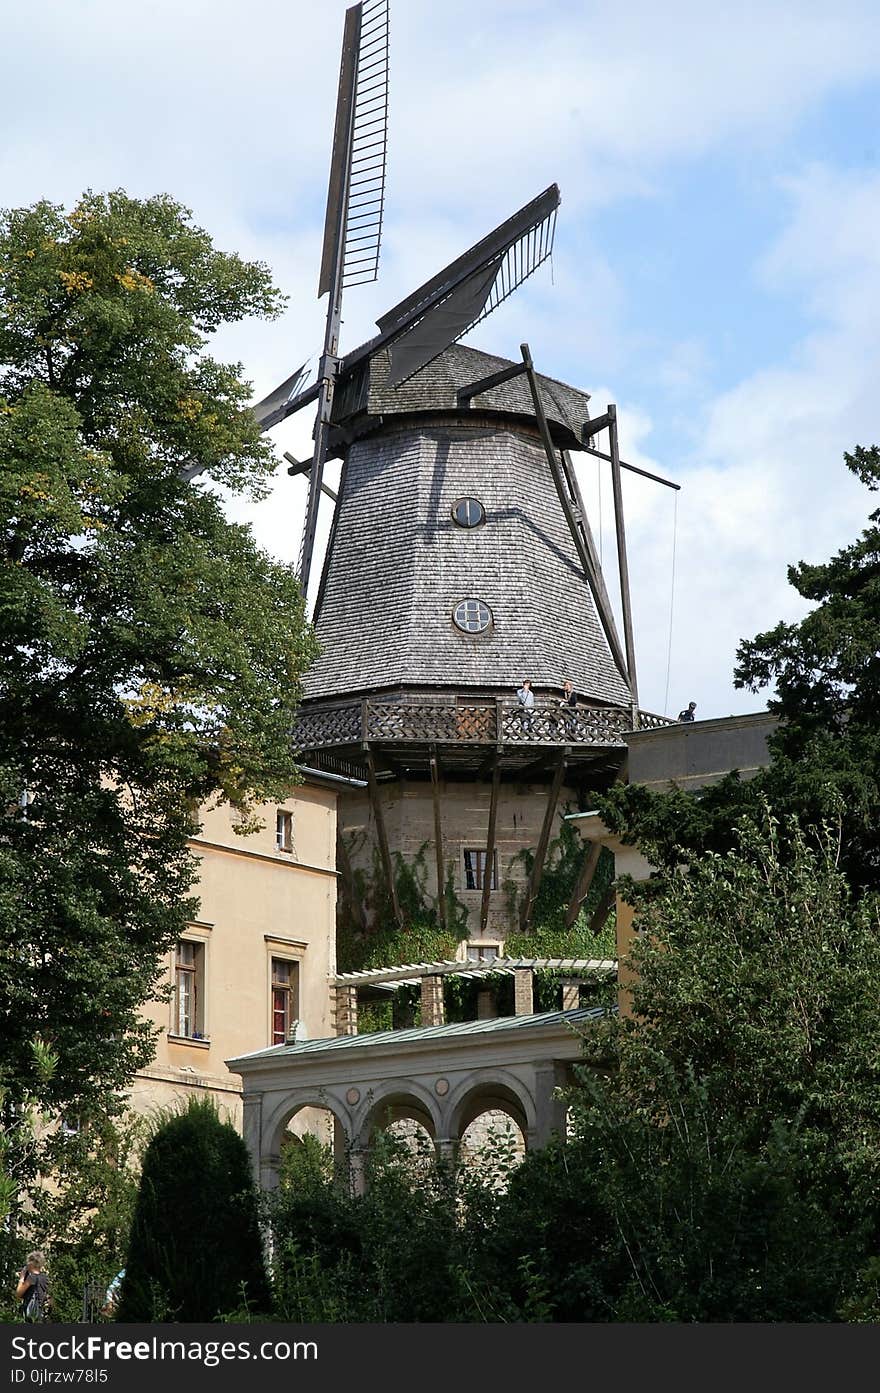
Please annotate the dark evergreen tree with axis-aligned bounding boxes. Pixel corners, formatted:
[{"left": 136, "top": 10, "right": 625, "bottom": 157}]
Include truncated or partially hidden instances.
[
  {"left": 597, "top": 444, "right": 880, "bottom": 888},
  {"left": 117, "top": 1099, "right": 269, "bottom": 1322}
]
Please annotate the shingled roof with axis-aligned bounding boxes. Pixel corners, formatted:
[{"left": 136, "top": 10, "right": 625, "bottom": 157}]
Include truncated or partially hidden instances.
[
  {"left": 304, "top": 372, "right": 633, "bottom": 707},
  {"left": 332, "top": 343, "right": 592, "bottom": 450}
]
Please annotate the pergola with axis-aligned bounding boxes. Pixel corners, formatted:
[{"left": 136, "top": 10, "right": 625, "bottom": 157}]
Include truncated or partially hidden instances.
[{"left": 227, "top": 1006, "right": 602, "bottom": 1192}]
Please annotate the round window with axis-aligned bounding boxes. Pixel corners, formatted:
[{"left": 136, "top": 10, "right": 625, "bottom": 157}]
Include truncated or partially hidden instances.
[
  {"left": 453, "top": 599, "right": 492, "bottom": 633},
  {"left": 451, "top": 497, "right": 485, "bottom": 528}
]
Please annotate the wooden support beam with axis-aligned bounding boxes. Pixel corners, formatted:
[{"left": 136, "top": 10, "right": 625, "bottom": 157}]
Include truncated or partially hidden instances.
[
  {"left": 519, "top": 752, "right": 567, "bottom": 931},
  {"left": 589, "top": 885, "right": 616, "bottom": 938},
  {"left": 283, "top": 452, "right": 338, "bottom": 501},
  {"left": 520, "top": 345, "right": 631, "bottom": 692},
  {"left": 565, "top": 754, "right": 628, "bottom": 929},
  {"left": 582, "top": 410, "right": 613, "bottom": 440},
  {"left": 564, "top": 839, "right": 602, "bottom": 929},
  {"left": 476, "top": 748, "right": 500, "bottom": 779},
  {"left": 429, "top": 750, "right": 447, "bottom": 930},
  {"left": 516, "top": 743, "right": 573, "bottom": 782},
  {"left": 607, "top": 405, "right": 640, "bottom": 718},
  {"left": 561, "top": 449, "right": 626, "bottom": 674},
  {"left": 456, "top": 360, "right": 528, "bottom": 406},
  {"left": 584, "top": 444, "right": 680, "bottom": 492},
  {"left": 368, "top": 747, "right": 408, "bottom": 779},
  {"left": 479, "top": 757, "right": 501, "bottom": 934},
  {"left": 365, "top": 747, "right": 403, "bottom": 928}
]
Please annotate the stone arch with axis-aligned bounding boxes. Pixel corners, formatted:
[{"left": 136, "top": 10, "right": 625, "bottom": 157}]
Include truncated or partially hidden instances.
[
  {"left": 262, "top": 1091, "right": 351, "bottom": 1176},
  {"left": 352, "top": 1078, "right": 442, "bottom": 1149},
  {"left": 444, "top": 1068, "right": 536, "bottom": 1147}
]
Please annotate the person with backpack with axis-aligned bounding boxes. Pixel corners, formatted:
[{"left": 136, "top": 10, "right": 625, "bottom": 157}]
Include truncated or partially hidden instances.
[{"left": 16, "top": 1252, "right": 49, "bottom": 1322}]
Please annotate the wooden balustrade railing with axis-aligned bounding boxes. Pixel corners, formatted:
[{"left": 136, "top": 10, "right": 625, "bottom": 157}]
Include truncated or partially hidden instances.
[{"left": 293, "top": 698, "right": 674, "bottom": 752}]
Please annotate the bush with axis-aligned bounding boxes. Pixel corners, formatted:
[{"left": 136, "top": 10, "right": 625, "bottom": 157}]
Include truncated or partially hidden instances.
[{"left": 116, "top": 1098, "right": 269, "bottom": 1322}]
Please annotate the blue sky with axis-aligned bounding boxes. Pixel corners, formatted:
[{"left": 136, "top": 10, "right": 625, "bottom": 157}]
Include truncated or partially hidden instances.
[{"left": 3, "top": 0, "right": 880, "bottom": 718}]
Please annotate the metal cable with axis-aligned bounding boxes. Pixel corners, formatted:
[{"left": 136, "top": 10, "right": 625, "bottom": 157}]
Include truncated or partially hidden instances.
[{"left": 663, "top": 488, "right": 679, "bottom": 716}]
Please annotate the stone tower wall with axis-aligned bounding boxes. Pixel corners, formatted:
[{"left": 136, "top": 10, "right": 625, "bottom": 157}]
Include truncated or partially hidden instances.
[{"left": 338, "top": 776, "right": 585, "bottom": 942}]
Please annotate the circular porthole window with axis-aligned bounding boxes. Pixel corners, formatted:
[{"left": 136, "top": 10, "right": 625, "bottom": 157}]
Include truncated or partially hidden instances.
[
  {"left": 451, "top": 497, "right": 485, "bottom": 528},
  {"left": 453, "top": 599, "right": 493, "bottom": 633}
]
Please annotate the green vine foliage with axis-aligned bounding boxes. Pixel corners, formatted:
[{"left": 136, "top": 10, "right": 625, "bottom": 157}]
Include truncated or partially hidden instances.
[
  {"left": 337, "top": 839, "right": 467, "bottom": 974},
  {"left": 337, "top": 809, "right": 618, "bottom": 1029},
  {"left": 504, "top": 812, "right": 617, "bottom": 960}
]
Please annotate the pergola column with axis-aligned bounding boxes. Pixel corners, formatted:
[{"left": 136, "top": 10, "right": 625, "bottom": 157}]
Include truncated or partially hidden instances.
[
  {"left": 333, "top": 984, "right": 359, "bottom": 1036},
  {"left": 532, "top": 1063, "right": 568, "bottom": 1147},
  {"left": 420, "top": 974, "right": 445, "bottom": 1027},
  {"left": 560, "top": 980, "right": 580, "bottom": 1011},
  {"left": 514, "top": 968, "right": 534, "bottom": 1016}
]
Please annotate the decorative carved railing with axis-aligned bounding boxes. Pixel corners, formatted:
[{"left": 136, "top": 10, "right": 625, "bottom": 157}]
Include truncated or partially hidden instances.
[
  {"left": 294, "top": 698, "right": 673, "bottom": 752},
  {"left": 500, "top": 703, "right": 631, "bottom": 745},
  {"left": 636, "top": 708, "right": 677, "bottom": 731},
  {"left": 292, "top": 703, "right": 361, "bottom": 750}
]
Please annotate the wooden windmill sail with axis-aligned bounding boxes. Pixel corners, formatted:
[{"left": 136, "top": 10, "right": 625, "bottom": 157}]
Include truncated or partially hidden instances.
[{"left": 252, "top": 1, "right": 562, "bottom": 600}]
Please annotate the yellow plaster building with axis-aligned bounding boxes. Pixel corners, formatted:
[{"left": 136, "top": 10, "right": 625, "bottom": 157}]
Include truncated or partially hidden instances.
[{"left": 130, "top": 768, "right": 362, "bottom": 1129}]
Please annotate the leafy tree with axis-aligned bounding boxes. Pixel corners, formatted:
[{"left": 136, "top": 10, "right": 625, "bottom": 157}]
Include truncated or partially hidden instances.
[
  {"left": 267, "top": 1127, "right": 511, "bottom": 1322},
  {"left": 117, "top": 1098, "right": 269, "bottom": 1322},
  {"left": 0, "top": 191, "right": 317, "bottom": 1219},
  {"left": 480, "top": 812, "right": 880, "bottom": 1321}
]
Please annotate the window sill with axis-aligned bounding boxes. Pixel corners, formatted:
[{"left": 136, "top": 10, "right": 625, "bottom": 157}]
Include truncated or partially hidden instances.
[{"left": 168, "top": 1034, "right": 211, "bottom": 1050}]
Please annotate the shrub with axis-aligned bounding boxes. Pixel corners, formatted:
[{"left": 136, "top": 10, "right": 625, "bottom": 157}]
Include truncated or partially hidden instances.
[{"left": 116, "top": 1098, "right": 269, "bottom": 1322}]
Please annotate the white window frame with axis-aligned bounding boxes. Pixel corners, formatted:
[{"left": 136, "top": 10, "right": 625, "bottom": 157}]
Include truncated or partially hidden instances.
[
  {"left": 169, "top": 924, "right": 211, "bottom": 1044},
  {"left": 458, "top": 939, "right": 505, "bottom": 964},
  {"left": 276, "top": 808, "right": 294, "bottom": 853}
]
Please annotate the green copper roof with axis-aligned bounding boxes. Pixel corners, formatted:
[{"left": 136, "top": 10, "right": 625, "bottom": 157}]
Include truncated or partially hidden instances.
[{"left": 230, "top": 1006, "right": 606, "bottom": 1065}]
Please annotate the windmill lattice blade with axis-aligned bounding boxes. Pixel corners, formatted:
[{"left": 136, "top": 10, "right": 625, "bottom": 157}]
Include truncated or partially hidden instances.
[
  {"left": 379, "top": 185, "right": 559, "bottom": 387},
  {"left": 387, "top": 263, "right": 497, "bottom": 388},
  {"left": 318, "top": 0, "right": 389, "bottom": 299},
  {"left": 252, "top": 361, "right": 311, "bottom": 429}
]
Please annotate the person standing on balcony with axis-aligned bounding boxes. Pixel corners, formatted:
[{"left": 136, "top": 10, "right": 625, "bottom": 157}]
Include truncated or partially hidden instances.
[
  {"left": 678, "top": 701, "right": 697, "bottom": 722},
  {"left": 516, "top": 679, "right": 535, "bottom": 734},
  {"left": 558, "top": 679, "right": 579, "bottom": 739}
]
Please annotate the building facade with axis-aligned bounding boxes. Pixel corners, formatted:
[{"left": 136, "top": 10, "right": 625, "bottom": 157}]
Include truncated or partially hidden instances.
[{"left": 129, "top": 770, "right": 356, "bottom": 1128}]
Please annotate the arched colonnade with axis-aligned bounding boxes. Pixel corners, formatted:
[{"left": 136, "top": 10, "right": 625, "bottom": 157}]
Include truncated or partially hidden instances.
[{"left": 228, "top": 1008, "right": 599, "bottom": 1192}]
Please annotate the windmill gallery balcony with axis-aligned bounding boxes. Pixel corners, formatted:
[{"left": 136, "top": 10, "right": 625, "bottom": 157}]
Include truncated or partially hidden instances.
[{"left": 293, "top": 696, "right": 674, "bottom": 758}]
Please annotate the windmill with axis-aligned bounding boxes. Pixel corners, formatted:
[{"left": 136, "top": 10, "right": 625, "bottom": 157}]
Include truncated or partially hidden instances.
[
  {"left": 253, "top": 0, "right": 561, "bottom": 601},
  {"left": 251, "top": 1, "right": 679, "bottom": 939}
]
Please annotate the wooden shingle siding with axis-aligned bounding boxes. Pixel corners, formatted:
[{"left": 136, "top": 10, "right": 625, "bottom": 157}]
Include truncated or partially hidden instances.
[
  {"left": 332, "top": 344, "right": 593, "bottom": 449},
  {"left": 305, "top": 403, "right": 631, "bottom": 708}
]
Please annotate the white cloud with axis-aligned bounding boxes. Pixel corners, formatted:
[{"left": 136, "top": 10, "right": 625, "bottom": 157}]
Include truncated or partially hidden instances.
[
  {"left": 608, "top": 164, "right": 880, "bottom": 717},
  {"left": 3, "top": 3, "right": 880, "bottom": 715}
]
